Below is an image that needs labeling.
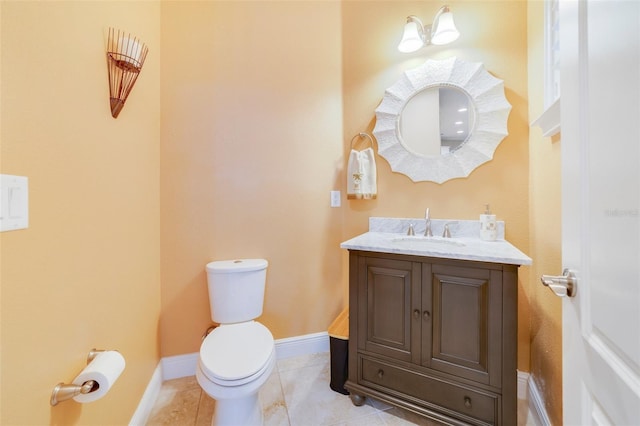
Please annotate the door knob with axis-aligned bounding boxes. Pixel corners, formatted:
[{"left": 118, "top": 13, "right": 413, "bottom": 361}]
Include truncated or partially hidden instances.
[{"left": 540, "top": 269, "right": 577, "bottom": 297}]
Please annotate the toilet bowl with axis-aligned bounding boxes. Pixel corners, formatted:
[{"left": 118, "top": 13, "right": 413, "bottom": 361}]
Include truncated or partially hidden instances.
[
  {"left": 196, "top": 259, "right": 274, "bottom": 426},
  {"left": 196, "top": 322, "right": 275, "bottom": 425}
]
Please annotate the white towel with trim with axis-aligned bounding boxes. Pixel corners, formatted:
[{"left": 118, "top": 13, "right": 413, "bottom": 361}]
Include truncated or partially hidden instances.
[{"left": 347, "top": 147, "right": 377, "bottom": 199}]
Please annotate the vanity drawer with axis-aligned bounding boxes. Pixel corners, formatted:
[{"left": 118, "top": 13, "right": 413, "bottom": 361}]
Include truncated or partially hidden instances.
[{"left": 360, "top": 357, "right": 497, "bottom": 425}]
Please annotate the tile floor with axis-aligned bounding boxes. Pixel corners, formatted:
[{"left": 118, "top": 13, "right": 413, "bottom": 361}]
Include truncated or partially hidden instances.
[{"left": 146, "top": 352, "right": 537, "bottom": 426}]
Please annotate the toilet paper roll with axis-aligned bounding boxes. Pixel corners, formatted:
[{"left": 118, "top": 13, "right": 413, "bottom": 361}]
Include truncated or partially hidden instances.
[{"left": 72, "top": 351, "right": 125, "bottom": 403}]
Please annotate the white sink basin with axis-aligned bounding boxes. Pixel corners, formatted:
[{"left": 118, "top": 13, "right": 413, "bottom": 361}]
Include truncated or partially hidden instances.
[{"left": 390, "top": 236, "right": 466, "bottom": 248}]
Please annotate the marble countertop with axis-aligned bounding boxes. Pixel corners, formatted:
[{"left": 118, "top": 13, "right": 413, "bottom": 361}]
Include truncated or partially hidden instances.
[{"left": 340, "top": 217, "right": 532, "bottom": 266}]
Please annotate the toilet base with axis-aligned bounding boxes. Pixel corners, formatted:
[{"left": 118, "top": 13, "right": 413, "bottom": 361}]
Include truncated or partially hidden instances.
[{"left": 212, "top": 393, "right": 262, "bottom": 426}]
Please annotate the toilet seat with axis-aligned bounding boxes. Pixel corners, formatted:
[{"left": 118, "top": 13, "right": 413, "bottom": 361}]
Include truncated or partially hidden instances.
[{"left": 199, "top": 321, "right": 275, "bottom": 386}]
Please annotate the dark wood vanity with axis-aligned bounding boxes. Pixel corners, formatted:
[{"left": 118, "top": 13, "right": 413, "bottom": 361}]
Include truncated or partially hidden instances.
[{"left": 346, "top": 250, "right": 519, "bottom": 426}]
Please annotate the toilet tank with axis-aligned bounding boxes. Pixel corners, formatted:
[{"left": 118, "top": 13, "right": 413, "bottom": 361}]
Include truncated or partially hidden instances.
[{"left": 205, "top": 259, "right": 268, "bottom": 324}]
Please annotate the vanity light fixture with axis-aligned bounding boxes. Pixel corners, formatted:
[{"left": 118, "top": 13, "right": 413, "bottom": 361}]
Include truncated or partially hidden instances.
[{"left": 397, "top": 5, "right": 460, "bottom": 53}]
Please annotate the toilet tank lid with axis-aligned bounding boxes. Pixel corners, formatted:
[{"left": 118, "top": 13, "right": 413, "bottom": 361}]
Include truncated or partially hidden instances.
[{"left": 206, "top": 259, "right": 268, "bottom": 273}]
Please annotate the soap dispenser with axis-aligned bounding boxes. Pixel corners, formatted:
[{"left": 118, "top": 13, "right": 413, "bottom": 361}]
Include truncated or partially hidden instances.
[{"left": 480, "top": 204, "right": 497, "bottom": 241}]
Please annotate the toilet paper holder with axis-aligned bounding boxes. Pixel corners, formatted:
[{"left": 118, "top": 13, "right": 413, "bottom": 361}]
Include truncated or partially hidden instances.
[{"left": 50, "top": 348, "right": 107, "bottom": 406}]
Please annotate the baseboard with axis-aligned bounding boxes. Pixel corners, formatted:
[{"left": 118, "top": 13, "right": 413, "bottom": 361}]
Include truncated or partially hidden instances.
[
  {"left": 274, "top": 331, "right": 330, "bottom": 359},
  {"left": 129, "top": 363, "right": 163, "bottom": 426},
  {"left": 517, "top": 371, "right": 554, "bottom": 426},
  {"left": 517, "top": 370, "right": 529, "bottom": 400},
  {"left": 161, "top": 352, "right": 199, "bottom": 381},
  {"left": 527, "top": 374, "right": 552, "bottom": 426}
]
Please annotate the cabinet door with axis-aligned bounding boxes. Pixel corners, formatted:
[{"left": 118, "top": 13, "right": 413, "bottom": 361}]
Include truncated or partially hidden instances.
[
  {"left": 423, "top": 263, "right": 503, "bottom": 387},
  {"left": 358, "top": 256, "right": 421, "bottom": 364}
]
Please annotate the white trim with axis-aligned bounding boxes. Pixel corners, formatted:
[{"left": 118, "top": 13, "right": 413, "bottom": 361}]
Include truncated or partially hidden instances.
[
  {"left": 528, "top": 374, "right": 552, "bottom": 426},
  {"left": 531, "top": 97, "right": 561, "bottom": 137},
  {"left": 519, "top": 370, "right": 554, "bottom": 426},
  {"left": 517, "top": 370, "right": 530, "bottom": 400},
  {"left": 161, "top": 352, "right": 199, "bottom": 381},
  {"left": 274, "top": 331, "right": 330, "bottom": 359},
  {"left": 128, "top": 363, "right": 163, "bottom": 426},
  {"left": 542, "top": 0, "right": 560, "bottom": 107}
]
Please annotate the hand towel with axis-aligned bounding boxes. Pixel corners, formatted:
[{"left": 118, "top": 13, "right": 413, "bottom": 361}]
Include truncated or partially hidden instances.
[{"left": 347, "top": 147, "right": 377, "bottom": 200}]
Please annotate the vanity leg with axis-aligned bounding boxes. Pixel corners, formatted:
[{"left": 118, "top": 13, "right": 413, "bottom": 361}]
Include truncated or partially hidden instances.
[{"left": 349, "top": 393, "right": 366, "bottom": 406}]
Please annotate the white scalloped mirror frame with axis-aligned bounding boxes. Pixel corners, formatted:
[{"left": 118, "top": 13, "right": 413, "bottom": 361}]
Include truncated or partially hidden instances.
[{"left": 373, "top": 57, "right": 511, "bottom": 183}]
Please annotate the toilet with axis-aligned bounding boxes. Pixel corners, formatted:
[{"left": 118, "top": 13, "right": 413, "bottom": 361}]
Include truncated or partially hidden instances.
[{"left": 196, "top": 259, "right": 276, "bottom": 426}]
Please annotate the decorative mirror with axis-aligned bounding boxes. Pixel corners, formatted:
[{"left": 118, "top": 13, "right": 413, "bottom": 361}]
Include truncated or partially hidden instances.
[{"left": 373, "top": 57, "right": 511, "bottom": 183}]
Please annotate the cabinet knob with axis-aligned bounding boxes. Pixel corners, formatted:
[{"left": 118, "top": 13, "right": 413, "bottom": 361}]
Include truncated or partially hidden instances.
[
  {"left": 464, "top": 396, "right": 472, "bottom": 408},
  {"left": 413, "top": 309, "right": 420, "bottom": 319},
  {"left": 423, "top": 310, "right": 431, "bottom": 320},
  {"left": 377, "top": 369, "right": 384, "bottom": 379}
]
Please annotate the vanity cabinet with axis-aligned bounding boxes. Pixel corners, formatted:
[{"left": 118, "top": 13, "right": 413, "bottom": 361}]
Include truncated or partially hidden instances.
[{"left": 346, "top": 250, "right": 518, "bottom": 426}]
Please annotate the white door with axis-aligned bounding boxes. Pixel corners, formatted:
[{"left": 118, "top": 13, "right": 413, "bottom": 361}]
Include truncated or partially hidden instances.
[{"left": 558, "top": 0, "right": 640, "bottom": 424}]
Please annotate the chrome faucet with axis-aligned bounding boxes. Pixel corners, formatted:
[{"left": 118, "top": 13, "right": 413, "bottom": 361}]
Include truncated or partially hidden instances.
[
  {"left": 407, "top": 223, "right": 415, "bottom": 236},
  {"left": 424, "top": 208, "right": 433, "bottom": 237}
]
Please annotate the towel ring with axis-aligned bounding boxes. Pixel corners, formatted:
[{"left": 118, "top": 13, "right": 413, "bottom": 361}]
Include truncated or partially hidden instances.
[{"left": 350, "top": 132, "right": 374, "bottom": 150}]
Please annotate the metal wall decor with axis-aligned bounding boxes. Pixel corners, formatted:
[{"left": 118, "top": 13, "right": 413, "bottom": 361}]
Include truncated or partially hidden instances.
[{"left": 106, "top": 28, "right": 149, "bottom": 118}]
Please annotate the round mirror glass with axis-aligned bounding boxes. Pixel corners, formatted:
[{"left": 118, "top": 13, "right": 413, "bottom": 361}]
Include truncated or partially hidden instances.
[{"left": 399, "top": 86, "right": 475, "bottom": 157}]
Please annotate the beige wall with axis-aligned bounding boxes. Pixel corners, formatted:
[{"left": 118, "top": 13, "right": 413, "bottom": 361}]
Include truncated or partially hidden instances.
[
  {"left": 527, "top": 1, "right": 563, "bottom": 424},
  {"left": 341, "top": 0, "right": 532, "bottom": 370},
  {"left": 159, "top": 1, "right": 345, "bottom": 355},
  {"left": 0, "top": 1, "right": 161, "bottom": 424}
]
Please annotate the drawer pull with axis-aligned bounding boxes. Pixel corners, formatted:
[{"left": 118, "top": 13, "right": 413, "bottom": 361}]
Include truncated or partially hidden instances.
[
  {"left": 377, "top": 369, "right": 384, "bottom": 379},
  {"left": 464, "top": 396, "right": 472, "bottom": 408},
  {"left": 423, "top": 310, "right": 431, "bottom": 320}
]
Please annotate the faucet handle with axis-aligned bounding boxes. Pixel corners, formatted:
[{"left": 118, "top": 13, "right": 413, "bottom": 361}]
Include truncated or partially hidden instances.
[
  {"left": 407, "top": 223, "right": 415, "bottom": 236},
  {"left": 442, "top": 223, "right": 451, "bottom": 238}
]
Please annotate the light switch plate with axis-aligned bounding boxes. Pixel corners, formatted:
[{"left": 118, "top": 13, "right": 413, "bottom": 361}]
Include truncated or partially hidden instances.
[
  {"left": 330, "top": 190, "right": 341, "bottom": 208},
  {"left": 1, "top": 174, "right": 29, "bottom": 232}
]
